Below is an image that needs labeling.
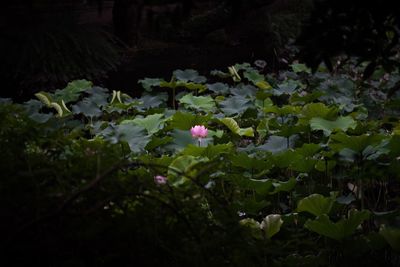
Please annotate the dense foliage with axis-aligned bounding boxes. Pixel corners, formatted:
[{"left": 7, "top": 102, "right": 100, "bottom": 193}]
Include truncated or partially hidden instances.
[{"left": 1, "top": 60, "right": 400, "bottom": 266}]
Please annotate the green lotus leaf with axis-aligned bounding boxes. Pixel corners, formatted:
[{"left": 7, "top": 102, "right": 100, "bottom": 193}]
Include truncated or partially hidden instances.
[
  {"left": 255, "top": 98, "right": 273, "bottom": 110},
  {"left": 273, "top": 150, "right": 317, "bottom": 173},
  {"left": 256, "top": 119, "right": 269, "bottom": 139},
  {"left": 330, "top": 132, "right": 386, "bottom": 154},
  {"left": 115, "top": 124, "right": 150, "bottom": 153},
  {"left": 304, "top": 210, "right": 370, "bottom": 240},
  {"left": 310, "top": 116, "right": 356, "bottom": 136},
  {"left": 297, "top": 194, "right": 335, "bottom": 217},
  {"left": 138, "top": 78, "right": 163, "bottom": 91},
  {"left": 166, "top": 129, "right": 196, "bottom": 152},
  {"left": 244, "top": 70, "right": 264, "bottom": 82},
  {"left": 263, "top": 105, "right": 301, "bottom": 116},
  {"left": 122, "top": 113, "right": 165, "bottom": 135},
  {"left": 168, "top": 155, "right": 207, "bottom": 187},
  {"left": 237, "top": 199, "right": 269, "bottom": 215},
  {"left": 291, "top": 63, "right": 311, "bottom": 74},
  {"left": 248, "top": 179, "right": 274, "bottom": 195},
  {"left": 230, "top": 152, "right": 273, "bottom": 172},
  {"left": 219, "top": 95, "right": 252, "bottom": 116},
  {"left": 257, "top": 135, "right": 297, "bottom": 154},
  {"left": 53, "top": 79, "right": 92, "bottom": 103},
  {"left": 179, "top": 82, "right": 207, "bottom": 93},
  {"left": 98, "top": 124, "right": 150, "bottom": 153},
  {"left": 220, "top": 117, "right": 254, "bottom": 137},
  {"left": 179, "top": 93, "right": 216, "bottom": 112},
  {"left": 315, "top": 159, "right": 336, "bottom": 172},
  {"left": 173, "top": 69, "right": 207, "bottom": 83},
  {"left": 256, "top": 81, "right": 272, "bottom": 90},
  {"left": 72, "top": 99, "right": 102, "bottom": 118},
  {"left": 168, "top": 112, "right": 212, "bottom": 130},
  {"left": 290, "top": 91, "right": 324, "bottom": 105},
  {"left": 305, "top": 214, "right": 343, "bottom": 240},
  {"left": 138, "top": 93, "right": 168, "bottom": 109},
  {"left": 230, "top": 84, "right": 257, "bottom": 97},
  {"left": 24, "top": 99, "right": 53, "bottom": 123},
  {"left": 260, "top": 214, "right": 283, "bottom": 239},
  {"left": 296, "top": 143, "right": 322, "bottom": 157},
  {"left": 239, "top": 218, "right": 263, "bottom": 240},
  {"left": 145, "top": 136, "right": 173, "bottom": 151},
  {"left": 206, "top": 83, "right": 230, "bottom": 95},
  {"left": 86, "top": 86, "right": 109, "bottom": 107},
  {"left": 271, "top": 177, "right": 296, "bottom": 194},
  {"left": 181, "top": 143, "right": 234, "bottom": 159},
  {"left": 273, "top": 80, "right": 300, "bottom": 96},
  {"left": 301, "top": 103, "right": 337, "bottom": 121}
]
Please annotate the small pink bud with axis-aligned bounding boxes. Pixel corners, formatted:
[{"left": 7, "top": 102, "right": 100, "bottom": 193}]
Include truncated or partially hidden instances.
[
  {"left": 154, "top": 175, "right": 167, "bottom": 185},
  {"left": 190, "top": 125, "right": 208, "bottom": 139}
]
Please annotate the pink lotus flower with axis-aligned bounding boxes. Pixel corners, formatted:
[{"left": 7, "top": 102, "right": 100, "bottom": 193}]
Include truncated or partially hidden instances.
[
  {"left": 190, "top": 125, "right": 208, "bottom": 139},
  {"left": 154, "top": 175, "right": 167, "bottom": 185}
]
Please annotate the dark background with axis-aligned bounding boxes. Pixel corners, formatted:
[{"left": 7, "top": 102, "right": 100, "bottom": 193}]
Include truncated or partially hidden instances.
[{"left": 0, "top": 0, "right": 399, "bottom": 99}]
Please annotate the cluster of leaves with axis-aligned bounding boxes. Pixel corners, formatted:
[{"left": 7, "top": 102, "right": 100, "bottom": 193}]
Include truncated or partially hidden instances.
[{"left": 1, "top": 60, "right": 400, "bottom": 266}]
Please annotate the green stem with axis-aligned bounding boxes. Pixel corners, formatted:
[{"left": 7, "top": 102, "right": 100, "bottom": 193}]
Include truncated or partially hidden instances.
[
  {"left": 357, "top": 157, "right": 364, "bottom": 210},
  {"left": 172, "top": 87, "right": 176, "bottom": 110}
]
